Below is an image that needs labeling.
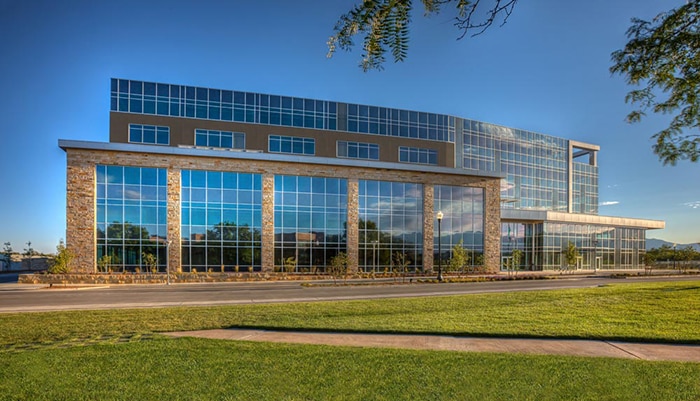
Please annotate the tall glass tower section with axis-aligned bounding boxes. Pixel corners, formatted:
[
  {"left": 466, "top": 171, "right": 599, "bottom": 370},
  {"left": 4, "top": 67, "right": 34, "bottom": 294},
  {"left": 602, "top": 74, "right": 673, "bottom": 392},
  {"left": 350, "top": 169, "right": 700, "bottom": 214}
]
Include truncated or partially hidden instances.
[{"left": 461, "top": 121, "right": 572, "bottom": 213}]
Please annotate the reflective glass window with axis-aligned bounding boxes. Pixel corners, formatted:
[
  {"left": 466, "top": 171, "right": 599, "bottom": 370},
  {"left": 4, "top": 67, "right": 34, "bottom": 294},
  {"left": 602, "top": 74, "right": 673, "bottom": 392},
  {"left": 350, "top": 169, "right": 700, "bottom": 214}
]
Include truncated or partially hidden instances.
[
  {"left": 398, "top": 146, "right": 437, "bottom": 165},
  {"left": 181, "top": 170, "right": 262, "bottom": 272},
  {"left": 358, "top": 180, "right": 423, "bottom": 272},
  {"left": 96, "top": 165, "right": 167, "bottom": 272},
  {"left": 128, "top": 124, "right": 170, "bottom": 146},
  {"left": 336, "top": 141, "right": 379, "bottom": 161},
  {"left": 434, "top": 185, "right": 485, "bottom": 270},
  {"left": 268, "top": 135, "right": 315, "bottom": 156},
  {"left": 194, "top": 129, "right": 245, "bottom": 150},
  {"left": 274, "top": 175, "right": 347, "bottom": 272}
]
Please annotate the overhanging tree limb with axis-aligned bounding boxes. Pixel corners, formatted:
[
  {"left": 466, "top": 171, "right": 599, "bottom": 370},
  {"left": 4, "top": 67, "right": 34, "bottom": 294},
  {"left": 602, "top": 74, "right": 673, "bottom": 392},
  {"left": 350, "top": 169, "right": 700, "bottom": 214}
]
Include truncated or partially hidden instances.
[
  {"left": 327, "top": 0, "right": 518, "bottom": 71},
  {"left": 611, "top": 0, "right": 700, "bottom": 165}
]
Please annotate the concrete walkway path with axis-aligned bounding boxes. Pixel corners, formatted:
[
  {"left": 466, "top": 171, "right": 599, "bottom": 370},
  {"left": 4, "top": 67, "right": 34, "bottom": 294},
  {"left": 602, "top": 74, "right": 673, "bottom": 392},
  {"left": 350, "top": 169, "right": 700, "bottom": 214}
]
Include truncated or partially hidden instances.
[{"left": 164, "top": 329, "right": 700, "bottom": 363}]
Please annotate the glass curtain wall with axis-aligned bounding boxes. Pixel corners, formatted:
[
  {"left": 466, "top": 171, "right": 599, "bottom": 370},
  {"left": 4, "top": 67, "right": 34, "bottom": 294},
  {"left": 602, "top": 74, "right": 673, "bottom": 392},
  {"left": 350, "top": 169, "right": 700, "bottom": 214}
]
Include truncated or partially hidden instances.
[
  {"left": 537, "top": 223, "right": 645, "bottom": 270},
  {"left": 346, "top": 103, "right": 455, "bottom": 141},
  {"left": 273, "top": 175, "right": 347, "bottom": 272},
  {"left": 463, "top": 122, "right": 569, "bottom": 212},
  {"left": 434, "top": 185, "right": 485, "bottom": 271},
  {"left": 181, "top": 170, "right": 262, "bottom": 272},
  {"left": 616, "top": 227, "right": 645, "bottom": 269},
  {"left": 111, "top": 79, "right": 338, "bottom": 131},
  {"left": 501, "top": 222, "right": 540, "bottom": 271},
  {"left": 358, "top": 180, "right": 423, "bottom": 272},
  {"left": 96, "top": 165, "right": 167, "bottom": 272},
  {"left": 572, "top": 162, "right": 599, "bottom": 214},
  {"left": 110, "top": 79, "right": 460, "bottom": 142}
]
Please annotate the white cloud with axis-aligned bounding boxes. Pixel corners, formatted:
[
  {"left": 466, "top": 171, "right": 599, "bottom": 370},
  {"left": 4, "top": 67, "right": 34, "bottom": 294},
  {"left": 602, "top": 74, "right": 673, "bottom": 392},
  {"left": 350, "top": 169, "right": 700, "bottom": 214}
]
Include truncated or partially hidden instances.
[
  {"left": 683, "top": 201, "right": 700, "bottom": 209},
  {"left": 599, "top": 201, "right": 620, "bottom": 206}
]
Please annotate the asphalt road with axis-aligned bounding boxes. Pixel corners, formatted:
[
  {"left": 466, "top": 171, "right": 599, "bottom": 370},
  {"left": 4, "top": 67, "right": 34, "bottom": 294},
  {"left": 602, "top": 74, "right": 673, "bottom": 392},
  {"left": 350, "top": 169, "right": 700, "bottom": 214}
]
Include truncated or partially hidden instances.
[{"left": 1, "top": 275, "right": 697, "bottom": 313}]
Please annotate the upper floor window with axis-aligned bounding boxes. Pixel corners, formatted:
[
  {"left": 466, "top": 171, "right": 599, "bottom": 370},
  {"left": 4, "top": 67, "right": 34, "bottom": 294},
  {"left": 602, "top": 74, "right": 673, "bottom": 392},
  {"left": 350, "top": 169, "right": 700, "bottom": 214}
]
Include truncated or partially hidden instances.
[
  {"left": 129, "top": 124, "right": 170, "bottom": 145},
  {"left": 268, "top": 135, "right": 315, "bottom": 156},
  {"left": 399, "top": 146, "right": 437, "bottom": 165},
  {"left": 195, "top": 129, "right": 245, "bottom": 149},
  {"left": 337, "top": 141, "right": 379, "bottom": 160}
]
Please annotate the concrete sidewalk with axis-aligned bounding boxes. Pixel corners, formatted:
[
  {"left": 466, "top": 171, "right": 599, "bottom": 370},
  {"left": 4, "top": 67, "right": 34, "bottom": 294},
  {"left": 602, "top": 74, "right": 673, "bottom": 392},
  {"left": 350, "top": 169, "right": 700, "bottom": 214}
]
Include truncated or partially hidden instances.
[{"left": 164, "top": 329, "right": 700, "bottom": 363}]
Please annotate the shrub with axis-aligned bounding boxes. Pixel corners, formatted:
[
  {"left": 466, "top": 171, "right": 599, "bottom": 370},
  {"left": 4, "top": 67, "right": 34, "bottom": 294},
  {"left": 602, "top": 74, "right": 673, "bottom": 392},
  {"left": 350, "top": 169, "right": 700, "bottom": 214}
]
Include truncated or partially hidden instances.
[
  {"left": 142, "top": 252, "right": 157, "bottom": 274},
  {"left": 328, "top": 252, "right": 349, "bottom": 284},
  {"left": 283, "top": 257, "right": 297, "bottom": 273},
  {"left": 97, "top": 255, "right": 115, "bottom": 273},
  {"left": 48, "top": 240, "right": 73, "bottom": 274}
]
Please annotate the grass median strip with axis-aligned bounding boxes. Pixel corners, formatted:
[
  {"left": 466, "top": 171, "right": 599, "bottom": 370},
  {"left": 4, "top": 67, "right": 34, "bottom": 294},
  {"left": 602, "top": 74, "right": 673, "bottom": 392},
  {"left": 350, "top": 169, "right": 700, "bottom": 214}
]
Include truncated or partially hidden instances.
[
  {"left": 1, "top": 281, "right": 698, "bottom": 400},
  {"left": 1, "top": 281, "right": 698, "bottom": 346}
]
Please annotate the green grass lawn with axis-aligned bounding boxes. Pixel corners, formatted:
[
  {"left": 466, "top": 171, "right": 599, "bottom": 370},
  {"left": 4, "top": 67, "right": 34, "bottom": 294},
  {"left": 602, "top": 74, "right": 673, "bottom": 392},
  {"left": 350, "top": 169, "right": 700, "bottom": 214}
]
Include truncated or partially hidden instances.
[
  {"left": 0, "top": 281, "right": 698, "bottom": 400},
  {"left": 1, "top": 338, "right": 699, "bottom": 401},
  {"left": 1, "top": 281, "right": 699, "bottom": 346}
]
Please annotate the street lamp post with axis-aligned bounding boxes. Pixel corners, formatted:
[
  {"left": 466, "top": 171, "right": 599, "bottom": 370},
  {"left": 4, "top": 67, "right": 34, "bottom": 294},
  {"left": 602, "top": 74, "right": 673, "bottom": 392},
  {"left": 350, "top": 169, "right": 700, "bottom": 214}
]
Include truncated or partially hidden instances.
[
  {"left": 437, "top": 211, "right": 443, "bottom": 282},
  {"left": 314, "top": 239, "right": 319, "bottom": 274},
  {"left": 371, "top": 240, "right": 378, "bottom": 273},
  {"left": 673, "top": 243, "right": 677, "bottom": 272},
  {"left": 25, "top": 241, "right": 32, "bottom": 271}
]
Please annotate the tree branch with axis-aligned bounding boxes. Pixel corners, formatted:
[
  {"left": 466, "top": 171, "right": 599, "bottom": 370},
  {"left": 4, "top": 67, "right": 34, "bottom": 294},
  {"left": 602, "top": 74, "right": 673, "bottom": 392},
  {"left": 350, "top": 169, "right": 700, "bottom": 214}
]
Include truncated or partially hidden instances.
[
  {"left": 328, "top": 0, "right": 519, "bottom": 71},
  {"left": 455, "top": 0, "right": 518, "bottom": 39},
  {"left": 611, "top": 0, "right": 700, "bottom": 165}
]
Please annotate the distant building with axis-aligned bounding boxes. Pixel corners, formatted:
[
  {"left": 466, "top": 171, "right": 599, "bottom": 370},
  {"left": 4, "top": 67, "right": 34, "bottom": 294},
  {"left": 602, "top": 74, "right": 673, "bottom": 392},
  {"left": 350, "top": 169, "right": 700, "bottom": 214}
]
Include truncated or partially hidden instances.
[{"left": 59, "top": 79, "right": 663, "bottom": 273}]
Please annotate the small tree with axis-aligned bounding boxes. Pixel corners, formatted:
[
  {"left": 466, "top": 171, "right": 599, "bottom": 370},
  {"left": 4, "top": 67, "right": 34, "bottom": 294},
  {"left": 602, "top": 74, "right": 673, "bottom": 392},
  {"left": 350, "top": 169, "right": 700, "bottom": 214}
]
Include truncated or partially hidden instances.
[
  {"left": 1, "top": 242, "right": 12, "bottom": 271},
  {"left": 142, "top": 252, "right": 158, "bottom": 274},
  {"left": 48, "top": 239, "right": 73, "bottom": 274},
  {"left": 97, "top": 255, "right": 114, "bottom": 273},
  {"left": 392, "top": 251, "right": 411, "bottom": 283},
  {"left": 510, "top": 249, "right": 523, "bottom": 276},
  {"left": 642, "top": 252, "right": 657, "bottom": 275},
  {"left": 283, "top": 256, "right": 297, "bottom": 274},
  {"left": 564, "top": 242, "right": 580, "bottom": 273},
  {"left": 474, "top": 253, "right": 485, "bottom": 273},
  {"left": 448, "top": 239, "right": 470, "bottom": 276},
  {"left": 328, "top": 252, "right": 348, "bottom": 285},
  {"left": 677, "top": 246, "right": 696, "bottom": 273},
  {"left": 23, "top": 241, "right": 34, "bottom": 270}
]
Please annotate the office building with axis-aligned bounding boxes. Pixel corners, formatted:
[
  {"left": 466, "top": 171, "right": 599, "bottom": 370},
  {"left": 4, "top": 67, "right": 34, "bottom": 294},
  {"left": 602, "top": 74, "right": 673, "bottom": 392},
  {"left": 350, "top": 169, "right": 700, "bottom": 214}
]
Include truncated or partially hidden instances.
[{"left": 59, "top": 79, "right": 663, "bottom": 273}]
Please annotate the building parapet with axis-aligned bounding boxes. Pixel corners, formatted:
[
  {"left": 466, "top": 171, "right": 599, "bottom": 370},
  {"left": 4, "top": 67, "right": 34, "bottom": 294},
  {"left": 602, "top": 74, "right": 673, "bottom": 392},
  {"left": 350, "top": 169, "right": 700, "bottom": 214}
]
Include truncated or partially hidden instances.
[
  {"left": 501, "top": 209, "right": 665, "bottom": 230},
  {"left": 59, "top": 139, "right": 505, "bottom": 180}
]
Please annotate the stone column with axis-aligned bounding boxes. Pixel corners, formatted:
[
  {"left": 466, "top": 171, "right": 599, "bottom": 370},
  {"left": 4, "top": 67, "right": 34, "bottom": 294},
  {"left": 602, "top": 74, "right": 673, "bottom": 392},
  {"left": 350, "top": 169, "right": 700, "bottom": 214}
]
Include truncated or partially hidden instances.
[
  {"left": 483, "top": 180, "right": 501, "bottom": 272},
  {"left": 346, "top": 178, "right": 359, "bottom": 273},
  {"left": 166, "top": 168, "right": 182, "bottom": 272},
  {"left": 422, "top": 184, "right": 434, "bottom": 273},
  {"left": 66, "top": 150, "right": 96, "bottom": 273},
  {"left": 261, "top": 173, "right": 275, "bottom": 272}
]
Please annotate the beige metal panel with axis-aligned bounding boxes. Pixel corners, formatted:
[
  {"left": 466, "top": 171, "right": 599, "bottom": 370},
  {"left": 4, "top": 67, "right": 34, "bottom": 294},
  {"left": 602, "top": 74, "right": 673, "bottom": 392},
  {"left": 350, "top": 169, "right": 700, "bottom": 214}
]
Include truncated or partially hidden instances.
[
  {"left": 109, "top": 112, "right": 456, "bottom": 167},
  {"left": 501, "top": 209, "right": 665, "bottom": 229}
]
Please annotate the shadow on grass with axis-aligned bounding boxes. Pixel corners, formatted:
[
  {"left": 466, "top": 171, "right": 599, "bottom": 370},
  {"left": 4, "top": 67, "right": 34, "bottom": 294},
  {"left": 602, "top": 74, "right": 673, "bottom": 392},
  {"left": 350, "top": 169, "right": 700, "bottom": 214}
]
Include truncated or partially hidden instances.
[
  {"left": 1, "top": 333, "right": 158, "bottom": 353},
  {"left": 218, "top": 325, "right": 700, "bottom": 345},
  {"left": 662, "top": 286, "right": 700, "bottom": 291}
]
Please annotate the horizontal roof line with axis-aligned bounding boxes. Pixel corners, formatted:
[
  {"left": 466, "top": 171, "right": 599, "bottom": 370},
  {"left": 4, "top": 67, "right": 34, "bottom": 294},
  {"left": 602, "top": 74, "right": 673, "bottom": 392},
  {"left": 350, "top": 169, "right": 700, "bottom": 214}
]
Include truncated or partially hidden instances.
[{"left": 58, "top": 140, "right": 505, "bottom": 179}]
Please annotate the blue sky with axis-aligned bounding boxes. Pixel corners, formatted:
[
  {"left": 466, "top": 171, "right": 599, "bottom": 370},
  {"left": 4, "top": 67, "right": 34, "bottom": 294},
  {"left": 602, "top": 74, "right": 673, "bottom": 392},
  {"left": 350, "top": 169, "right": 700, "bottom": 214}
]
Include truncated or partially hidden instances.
[{"left": 0, "top": 0, "right": 697, "bottom": 253}]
